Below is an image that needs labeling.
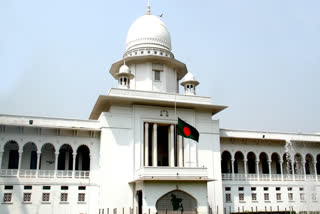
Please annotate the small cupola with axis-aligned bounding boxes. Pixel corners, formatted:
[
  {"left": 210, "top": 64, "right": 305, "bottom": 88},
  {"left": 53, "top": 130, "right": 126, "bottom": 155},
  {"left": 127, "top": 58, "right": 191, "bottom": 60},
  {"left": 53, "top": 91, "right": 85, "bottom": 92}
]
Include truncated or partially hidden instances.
[
  {"left": 180, "top": 72, "right": 199, "bottom": 95},
  {"left": 115, "top": 62, "right": 134, "bottom": 89}
]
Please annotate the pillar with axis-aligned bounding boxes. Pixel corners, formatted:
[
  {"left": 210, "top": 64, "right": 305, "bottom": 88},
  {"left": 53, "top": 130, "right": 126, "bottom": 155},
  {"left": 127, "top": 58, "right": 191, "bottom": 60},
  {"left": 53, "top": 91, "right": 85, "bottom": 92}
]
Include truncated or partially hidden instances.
[
  {"left": 279, "top": 160, "right": 283, "bottom": 181},
  {"left": 152, "top": 124, "right": 157, "bottom": 167},
  {"left": 314, "top": 162, "right": 318, "bottom": 181},
  {"left": 178, "top": 136, "right": 183, "bottom": 167},
  {"left": 291, "top": 158, "right": 295, "bottom": 180},
  {"left": 244, "top": 158, "right": 248, "bottom": 178},
  {"left": 144, "top": 123, "right": 149, "bottom": 167},
  {"left": 268, "top": 160, "right": 272, "bottom": 181},
  {"left": 256, "top": 160, "right": 260, "bottom": 180},
  {"left": 302, "top": 161, "right": 306, "bottom": 180},
  {"left": 18, "top": 150, "right": 23, "bottom": 174},
  {"left": 72, "top": 153, "right": 77, "bottom": 177},
  {"left": 231, "top": 158, "right": 235, "bottom": 179},
  {"left": 36, "top": 152, "right": 41, "bottom": 177},
  {"left": 55, "top": 152, "right": 59, "bottom": 177},
  {"left": 0, "top": 151, "right": 3, "bottom": 169},
  {"left": 169, "top": 124, "right": 175, "bottom": 167}
]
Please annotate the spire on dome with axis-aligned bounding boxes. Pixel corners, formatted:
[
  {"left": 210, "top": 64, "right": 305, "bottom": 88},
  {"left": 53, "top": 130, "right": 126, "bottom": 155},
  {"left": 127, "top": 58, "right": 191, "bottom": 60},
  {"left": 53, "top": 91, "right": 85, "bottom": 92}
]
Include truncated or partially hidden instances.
[{"left": 146, "top": 0, "right": 151, "bottom": 14}]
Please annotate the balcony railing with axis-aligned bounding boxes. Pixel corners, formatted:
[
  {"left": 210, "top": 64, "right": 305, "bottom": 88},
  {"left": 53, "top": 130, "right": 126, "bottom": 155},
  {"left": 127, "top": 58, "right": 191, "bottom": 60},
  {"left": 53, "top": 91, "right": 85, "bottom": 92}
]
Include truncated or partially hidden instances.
[
  {"left": 222, "top": 173, "right": 319, "bottom": 182},
  {"left": 0, "top": 169, "right": 90, "bottom": 179}
]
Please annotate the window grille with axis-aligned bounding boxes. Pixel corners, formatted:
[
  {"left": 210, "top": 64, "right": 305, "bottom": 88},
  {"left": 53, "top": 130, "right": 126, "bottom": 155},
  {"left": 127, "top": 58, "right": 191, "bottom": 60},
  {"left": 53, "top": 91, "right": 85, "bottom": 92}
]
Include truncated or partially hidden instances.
[
  {"left": 24, "top": 193, "right": 31, "bottom": 202},
  {"left": 78, "top": 193, "right": 85, "bottom": 202},
  {"left": 264, "top": 193, "right": 269, "bottom": 201},
  {"left": 300, "top": 193, "right": 305, "bottom": 201},
  {"left": 42, "top": 193, "right": 50, "bottom": 202},
  {"left": 61, "top": 193, "right": 68, "bottom": 202},
  {"left": 226, "top": 193, "right": 231, "bottom": 202},
  {"left": 276, "top": 193, "right": 281, "bottom": 201},
  {"left": 3, "top": 193, "right": 12, "bottom": 202},
  {"left": 251, "top": 193, "right": 257, "bottom": 201},
  {"left": 288, "top": 193, "right": 293, "bottom": 201},
  {"left": 239, "top": 193, "right": 244, "bottom": 201}
]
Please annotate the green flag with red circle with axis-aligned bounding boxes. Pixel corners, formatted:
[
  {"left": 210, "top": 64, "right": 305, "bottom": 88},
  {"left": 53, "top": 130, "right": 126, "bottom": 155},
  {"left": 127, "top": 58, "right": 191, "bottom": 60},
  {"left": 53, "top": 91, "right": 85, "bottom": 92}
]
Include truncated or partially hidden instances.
[{"left": 177, "top": 117, "right": 199, "bottom": 142}]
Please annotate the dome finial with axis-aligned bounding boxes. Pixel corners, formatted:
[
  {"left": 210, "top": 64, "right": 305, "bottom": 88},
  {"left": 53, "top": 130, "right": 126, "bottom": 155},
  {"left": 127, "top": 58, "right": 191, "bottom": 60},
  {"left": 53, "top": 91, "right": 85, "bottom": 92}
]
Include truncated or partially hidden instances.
[{"left": 146, "top": 0, "right": 151, "bottom": 14}]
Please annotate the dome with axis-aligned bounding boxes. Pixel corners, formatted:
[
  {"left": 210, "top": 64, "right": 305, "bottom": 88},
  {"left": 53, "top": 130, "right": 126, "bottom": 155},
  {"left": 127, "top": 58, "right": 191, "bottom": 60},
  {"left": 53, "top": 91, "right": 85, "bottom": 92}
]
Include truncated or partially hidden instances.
[
  {"left": 181, "top": 72, "right": 199, "bottom": 86},
  {"left": 119, "top": 64, "right": 130, "bottom": 74},
  {"left": 126, "top": 13, "right": 172, "bottom": 52}
]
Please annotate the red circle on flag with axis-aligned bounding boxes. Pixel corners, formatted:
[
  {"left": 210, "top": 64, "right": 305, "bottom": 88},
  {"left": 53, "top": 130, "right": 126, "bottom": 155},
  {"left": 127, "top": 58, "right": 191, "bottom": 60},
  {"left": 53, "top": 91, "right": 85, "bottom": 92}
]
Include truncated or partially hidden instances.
[{"left": 183, "top": 127, "right": 191, "bottom": 136}]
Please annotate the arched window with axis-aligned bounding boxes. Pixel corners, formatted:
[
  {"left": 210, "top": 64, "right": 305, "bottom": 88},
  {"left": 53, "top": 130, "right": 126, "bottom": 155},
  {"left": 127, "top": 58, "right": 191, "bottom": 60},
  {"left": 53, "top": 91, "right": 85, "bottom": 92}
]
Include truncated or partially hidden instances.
[
  {"left": 221, "top": 151, "right": 232, "bottom": 173},
  {"left": 294, "top": 153, "right": 303, "bottom": 175},
  {"left": 58, "top": 144, "right": 73, "bottom": 170},
  {"left": 317, "top": 154, "right": 320, "bottom": 175},
  {"left": 40, "top": 143, "right": 56, "bottom": 170},
  {"left": 156, "top": 190, "right": 197, "bottom": 212},
  {"left": 21, "top": 142, "right": 37, "bottom": 169},
  {"left": 3, "top": 141, "right": 19, "bottom": 169},
  {"left": 305, "top": 154, "right": 314, "bottom": 175},
  {"left": 247, "top": 152, "right": 256, "bottom": 174},
  {"left": 283, "top": 153, "right": 292, "bottom": 174},
  {"left": 234, "top": 152, "right": 244, "bottom": 173},
  {"left": 76, "top": 145, "right": 90, "bottom": 171},
  {"left": 259, "top": 152, "right": 269, "bottom": 174},
  {"left": 271, "top": 153, "right": 281, "bottom": 174}
]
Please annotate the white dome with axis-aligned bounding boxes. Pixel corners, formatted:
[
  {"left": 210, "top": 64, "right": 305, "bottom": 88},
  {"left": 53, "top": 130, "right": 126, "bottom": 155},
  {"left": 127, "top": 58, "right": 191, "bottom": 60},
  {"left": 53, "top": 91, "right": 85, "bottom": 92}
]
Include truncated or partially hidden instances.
[
  {"left": 119, "top": 64, "right": 130, "bottom": 74},
  {"left": 126, "top": 14, "right": 171, "bottom": 52},
  {"left": 183, "top": 72, "right": 196, "bottom": 82}
]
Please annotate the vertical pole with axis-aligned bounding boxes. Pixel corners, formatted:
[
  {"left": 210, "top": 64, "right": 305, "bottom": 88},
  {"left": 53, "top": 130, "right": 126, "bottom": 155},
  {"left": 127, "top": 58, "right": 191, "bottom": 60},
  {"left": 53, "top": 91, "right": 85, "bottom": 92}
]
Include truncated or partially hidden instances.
[
  {"left": 169, "top": 124, "right": 175, "bottom": 167},
  {"left": 178, "top": 136, "right": 183, "bottom": 167},
  {"left": 152, "top": 124, "right": 157, "bottom": 167},
  {"left": 144, "top": 123, "right": 149, "bottom": 167}
]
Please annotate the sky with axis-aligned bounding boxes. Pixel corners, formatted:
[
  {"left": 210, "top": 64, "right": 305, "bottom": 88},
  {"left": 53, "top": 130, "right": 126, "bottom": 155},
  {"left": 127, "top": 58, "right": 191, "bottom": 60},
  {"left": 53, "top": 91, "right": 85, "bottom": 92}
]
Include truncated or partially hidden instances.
[{"left": 0, "top": 0, "right": 319, "bottom": 133}]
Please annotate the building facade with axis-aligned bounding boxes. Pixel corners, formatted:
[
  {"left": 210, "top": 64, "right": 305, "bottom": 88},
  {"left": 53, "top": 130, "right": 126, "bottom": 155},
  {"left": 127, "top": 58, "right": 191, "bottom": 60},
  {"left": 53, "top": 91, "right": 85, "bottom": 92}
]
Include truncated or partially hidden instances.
[{"left": 0, "top": 6, "right": 319, "bottom": 214}]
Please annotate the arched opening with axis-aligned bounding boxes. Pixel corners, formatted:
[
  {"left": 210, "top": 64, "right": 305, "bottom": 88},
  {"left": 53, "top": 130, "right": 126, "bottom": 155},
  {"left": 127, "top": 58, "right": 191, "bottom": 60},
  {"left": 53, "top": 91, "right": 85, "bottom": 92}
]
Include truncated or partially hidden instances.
[
  {"left": 156, "top": 190, "right": 197, "bottom": 213},
  {"left": 271, "top": 153, "right": 281, "bottom": 174},
  {"left": 234, "top": 151, "right": 244, "bottom": 173},
  {"left": 305, "top": 154, "right": 314, "bottom": 175},
  {"left": 21, "top": 142, "right": 37, "bottom": 169},
  {"left": 40, "top": 143, "right": 56, "bottom": 170},
  {"left": 294, "top": 153, "right": 303, "bottom": 175},
  {"left": 317, "top": 154, "right": 320, "bottom": 175},
  {"left": 76, "top": 145, "right": 90, "bottom": 171},
  {"left": 259, "top": 152, "right": 269, "bottom": 174},
  {"left": 221, "top": 151, "right": 232, "bottom": 173},
  {"left": 283, "top": 153, "right": 292, "bottom": 174},
  {"left": 3, "top": 141, "right": 19, "bottom": 169},
  {"left": 58, "top": 144, "right": 73, "bottom": 170},
  {"left": 247, "top": 152, "right": 256, "bottom": 174}
]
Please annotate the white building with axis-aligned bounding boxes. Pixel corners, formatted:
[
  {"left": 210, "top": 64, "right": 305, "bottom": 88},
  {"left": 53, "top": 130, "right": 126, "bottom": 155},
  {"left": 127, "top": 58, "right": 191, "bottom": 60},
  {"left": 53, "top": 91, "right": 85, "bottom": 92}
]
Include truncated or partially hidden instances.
[{"left": 0, "top": 5, "right": 319, "bottom": 214}]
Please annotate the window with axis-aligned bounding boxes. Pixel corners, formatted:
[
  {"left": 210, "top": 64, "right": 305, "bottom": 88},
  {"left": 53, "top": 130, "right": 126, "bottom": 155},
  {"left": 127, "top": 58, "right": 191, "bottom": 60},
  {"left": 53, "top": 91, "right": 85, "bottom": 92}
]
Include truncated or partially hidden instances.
[
  {"left": 264, "top": 187, "right": 269, "bottom": 191},
  {"left": 24, "top": 193, "right": 31, "bottom": 202},
  {"left": 154, "top": 70, "right": 161, "bottom": 81},
  {"left": 43, "top": 186, "right": 51, "bottom": 190},
  {"left": 78, "top": 186, "right": 86, "bottom": 190},
  {"left": 264, "top": 193, "right": 269, "bottom": 201},
  {"left": 312, "top": 193, "right": 317, "bottom": 201},
  {"left": 238, "top": 187, "right": 244, "bottom": 191},
  {"left": 225, "top": 187, "right": 231, "bottom": 191},
  {"left": 24, "top": 186, "right": 32, "bottom": 190},
  {"left": 300, "top": 193, "right": 305, "bottom": 201},
  {"left": 252, "top": 193, "right": 257, "bottom": 201},
  {"left": 251, "top": 187, "right": 256, "bottom": 191},
  {"left": 288, "top": 193, "right": 293, "bottom": 201},
  {"left": 3, "top": 193, "right": 12, "bottom": 202},
  {"left": 61, "top": 193, "right": 68, "bottom": 202},
  {"left": 78, "top": 193, "right": 85, "bottom": 202},
  {"left": 299, "top": 187, "right": 304, "bottom": 191},
  {"left": 61, "top": 186, "right": 68, "bottom": 190},
  {"left": 225, "top": 193, "right": 231, "bottom": 202},
  {"left": 276, "top": 193, "right": 281, "bottom": 201},
  {"left": 42, "top": 193, "right": 50, "bottom": 202},
  {"left": 276, "top": 187, "right": 281, "bottom": 191},
  {"left": 239, "top": 193, "right": 244, "bottom": 201},
  {"left": 4, "top": 186, "right": 13, "bottom": 190},
  {"left": 288, "top": 187, "right": 292, "bottom": 191}
]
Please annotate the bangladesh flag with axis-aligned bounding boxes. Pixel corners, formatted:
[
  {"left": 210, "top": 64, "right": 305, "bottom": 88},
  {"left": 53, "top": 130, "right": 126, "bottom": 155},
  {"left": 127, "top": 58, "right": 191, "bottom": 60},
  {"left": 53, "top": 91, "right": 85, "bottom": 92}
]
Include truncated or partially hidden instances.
[{"left": 177, "top": 117, "right": 199, "bottom": 142}]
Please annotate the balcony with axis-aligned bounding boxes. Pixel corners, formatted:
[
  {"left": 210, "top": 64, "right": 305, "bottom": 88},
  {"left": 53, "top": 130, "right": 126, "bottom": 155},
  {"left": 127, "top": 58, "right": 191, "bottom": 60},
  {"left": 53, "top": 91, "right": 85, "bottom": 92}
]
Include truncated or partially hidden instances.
[
  {"left": 0, "top": 169, "right": 90, "bottom": 179},
  {"left": 134, "top": 167, "right": 211, "bottom": 182},
  {"left": 222, "top": 173, "right": 319, "bottom": 182}
]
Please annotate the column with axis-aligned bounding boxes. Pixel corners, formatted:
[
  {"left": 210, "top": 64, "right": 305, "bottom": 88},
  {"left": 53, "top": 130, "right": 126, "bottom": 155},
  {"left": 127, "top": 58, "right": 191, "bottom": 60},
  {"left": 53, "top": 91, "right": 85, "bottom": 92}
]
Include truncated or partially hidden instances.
[
  {"left": 302, "top": 161, "right": 306, "bottom": 180},
  {"left": 72, "top": 153, "right": 77, "bottom": 178},
  {"left": 291, "top": 158, "right": 295, "bottom": 181},
  {"left": 313, "top": 162, "right": 318, "bottom": 181},
  {"left": 279, "top": 160, "right": 283, "bottom": 181},
  {"left": 169, "top": 124, "right": 175, "bottom": 167},
  {"left": 0, "top": 151, "right": 3, "bottom": 170},
  {"left": 268, "top": 160, "right": 272, "bottom": 180},
  {"left": 244, "top": 158, "right": 248, "bottom": 178},
  {"left": 36, "top": 152, "right": 41, "bottom": 177},
  {"left": 177, "top": 136, "right": 183, "bottom": 167},
  {"left": 152, "top": 124, "right": 157, "bottom": 167},
  {"left": 231, "top": 158, "right": 235, "bottom": 179},
  {"left": 144, "top": 123, "right": 149, "bottom": 167},
  {"left": 55, "top": 152, "right": 59, "bottom": 177},
  {"left": 256, "top": 160, "right": 260, "bottom": 181},
  {"left": 17, "top": 150, "right": 23, "bottom": 176}
]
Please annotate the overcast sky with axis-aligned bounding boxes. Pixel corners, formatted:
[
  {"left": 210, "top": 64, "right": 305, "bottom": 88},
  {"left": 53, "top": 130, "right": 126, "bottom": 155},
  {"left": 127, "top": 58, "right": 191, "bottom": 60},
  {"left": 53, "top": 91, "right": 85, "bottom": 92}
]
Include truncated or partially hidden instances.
[{"left": 1, "top": 0, "right": 319, "bottom": 133}]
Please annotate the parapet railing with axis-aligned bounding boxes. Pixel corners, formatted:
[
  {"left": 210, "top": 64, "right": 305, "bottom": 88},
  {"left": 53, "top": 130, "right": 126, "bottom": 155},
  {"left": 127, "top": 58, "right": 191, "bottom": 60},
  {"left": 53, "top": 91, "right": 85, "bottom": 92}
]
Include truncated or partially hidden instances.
[
  {"left": 0, "top": 169, "right": 90, "bottom": 179},
  {"left": 222, "top": 173, "right": 319, "bottom": 182}
]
